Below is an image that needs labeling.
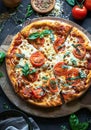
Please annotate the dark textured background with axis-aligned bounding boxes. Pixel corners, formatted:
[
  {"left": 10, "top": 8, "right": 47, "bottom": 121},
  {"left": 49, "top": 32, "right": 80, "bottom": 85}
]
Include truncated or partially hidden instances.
[{"left": 0, "top": 0, "right": 91, "bottom": 130}]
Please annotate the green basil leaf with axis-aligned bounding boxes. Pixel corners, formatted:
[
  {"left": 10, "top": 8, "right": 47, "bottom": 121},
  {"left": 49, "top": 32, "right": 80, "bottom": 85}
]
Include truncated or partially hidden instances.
[
  {"left": 40, "top": 29, "right": 52, "bottom": 38},
  {"left": 69, "top": 114, "right": 89, "bottom": 130},
  {"left": 28, "top": 29, "right": 53, "bottom": 40},
  {"left": 69, "top": 114, "right": 79, "bottom": 130},
  {"left": 79, "top": 71, "right": 87, "bottom": 78},
  {"left": 42, "top": 29, "right": 52, "bottom": 35},
  {"left": 0, "top": 52, "right": 6, "bottom": 63},
  {"left": 28, "top": 32, "right": 40, "bottom": 40},
  {"left": 29, "top": 69, "right": 36, "bottom": 74},
  {"left": 66, "top": 0, "right": 75, "bottom": 6},
  {"left": 22, "top": 63, "right": 30, "bottom": 76},
  {"left": 78, "top": 122, "right": 89, "bottom": 130},
  {"left": 40, "top": 34, "right": 44, "bottom": 38}
]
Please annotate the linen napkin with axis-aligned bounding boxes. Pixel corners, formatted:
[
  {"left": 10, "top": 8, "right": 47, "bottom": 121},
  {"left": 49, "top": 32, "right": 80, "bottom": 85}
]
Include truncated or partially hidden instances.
[{"left": 0, "top": 110, "right": 40, "bottom": 130}]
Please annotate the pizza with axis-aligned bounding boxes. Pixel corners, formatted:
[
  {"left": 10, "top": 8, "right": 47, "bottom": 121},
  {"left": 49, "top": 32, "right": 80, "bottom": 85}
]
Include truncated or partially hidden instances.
[{"left": 5, "top": 19, "right": 91, "bottom": 107}]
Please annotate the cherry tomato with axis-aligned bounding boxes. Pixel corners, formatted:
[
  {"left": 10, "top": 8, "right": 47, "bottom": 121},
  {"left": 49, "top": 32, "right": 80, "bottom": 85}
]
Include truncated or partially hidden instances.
[
  {"left": 47, "top": 78, "right": 58, "bottom": 93},
  {"left": 72, "top": 5, "right": 87, "bottom": 20},
  {"left": 66, "top": 68, "right": 80, "bottom": 86},
  {"left": 32, "top": 87, "right": 45, "bottom": 99},
  {"left": 72, "top": 43, "right": 86, "bottom": 59},
  {"left": 30, "top": 51, "right": 45, "bottom": 67},
  {"left": 20, "top": 87, "right": 32, "bottom": 98},
  {"left": 84, "top": 0, "right": 91, "bottom": 11},
  {"left": 53, "top": 37, "right": 65, "bottom": 53},
  {"left": 54, "top": 62, "right": 68, "bottom": 76}
]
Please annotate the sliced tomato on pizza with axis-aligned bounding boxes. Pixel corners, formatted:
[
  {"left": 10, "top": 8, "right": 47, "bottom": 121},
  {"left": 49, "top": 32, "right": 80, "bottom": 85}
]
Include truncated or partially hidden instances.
[
  {"left": 57, "top": 27, "right": 91, "bottom": 68},
  {"left": 54, "top": 63, "right": 91, "bottom": 103},
  {"left": 30, "top": 51, "right": 45, "bottom": 67}
]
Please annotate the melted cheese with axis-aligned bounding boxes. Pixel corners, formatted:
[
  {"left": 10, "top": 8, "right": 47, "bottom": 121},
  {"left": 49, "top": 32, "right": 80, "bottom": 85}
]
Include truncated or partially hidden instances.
[
  {"left": 62, "top": 36, "right": 88, "bottom": 67},
  {"left": 39, "top": 36, "right": 56, "bottom": 60},
  {"left": 19, "top": 40, "right": 37, "bottom": 58}
]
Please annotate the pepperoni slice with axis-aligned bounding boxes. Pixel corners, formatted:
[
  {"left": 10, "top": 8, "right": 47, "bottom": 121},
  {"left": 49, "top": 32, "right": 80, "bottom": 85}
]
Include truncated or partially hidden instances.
[
  {"left": 32, "top": 87, "right": 45, "bottom": 99},
  {"left": 47, "top": 78, "right": 58, "bottom": 93},
  {"left": 54, "top": 62, "right": 68, "bottom": 76},
  {"left": 20, "top": 87, "right": 32, "bottom": 98},
  {"left": 53, "top": 37, "right": 65, "bottom": 53},
  {"left": 73, "top": 43, "right": 86, "bottom": 59},
  {"left": 30, "top": 51, "right": 45, "bottom": 67},
  {"left": 66, "top": 68, "right": 80, "bottom": 86}
]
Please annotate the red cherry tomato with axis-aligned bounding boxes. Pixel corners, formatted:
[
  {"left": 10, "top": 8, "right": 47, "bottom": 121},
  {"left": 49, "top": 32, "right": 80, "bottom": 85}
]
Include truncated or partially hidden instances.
[
  {"left": 72, "top": 5, "right": 87, "bottom": 20},
  {"left": 30, "top": 51, "right": 45, "bottom": 67},
  {"left": 54, "top": 62, "right": 68, "bottom": 76},
  {"left": 47, "top": 78, "right": 59, "bottom": 93},
  {"left": 72, "top": 43, "right": 86, "bottom": 59},
  {"left": 84, "top": 0, "right": 91, "bottom": 11},
  {"left": 32, "top": 87, "right": 45, "bottom": 99}
]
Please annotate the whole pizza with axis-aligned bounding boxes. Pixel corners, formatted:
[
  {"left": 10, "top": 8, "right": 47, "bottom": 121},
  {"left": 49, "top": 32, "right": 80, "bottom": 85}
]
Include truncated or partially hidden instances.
[{"left": 6, "top": 18, "right": 91, "bottom": 107}]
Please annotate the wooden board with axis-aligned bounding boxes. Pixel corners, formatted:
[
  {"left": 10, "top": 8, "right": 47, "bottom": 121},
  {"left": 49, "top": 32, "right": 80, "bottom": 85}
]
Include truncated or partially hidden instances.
[{"left": 0, "top": 17, "right": 91, "bottom": 118}]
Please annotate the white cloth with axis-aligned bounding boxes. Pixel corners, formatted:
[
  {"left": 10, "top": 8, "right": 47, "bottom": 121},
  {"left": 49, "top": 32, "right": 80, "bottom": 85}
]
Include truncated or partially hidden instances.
[{"left": 0, "top": 116, "right": 40, "bottom": 130}]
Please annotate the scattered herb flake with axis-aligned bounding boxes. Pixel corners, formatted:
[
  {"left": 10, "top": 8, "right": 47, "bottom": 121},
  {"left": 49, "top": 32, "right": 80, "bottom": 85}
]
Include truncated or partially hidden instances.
[
  {"left": 62, "top": 65, "right": 69, "bottom": 69},
  {"left": 42, "top": 76, "right": 49, "bottom": 80},
  {"left": 67, "top": 76, "right": 80, "bottom": 80},
  {"left": 16, "top": 53, "right": 25, "bottom": 58},
  {"left": 63, "top": 52, "right": 70, "bottom": 58},
  {"left": 57, "top": 44, "right": 65, "bottom": 50},
  {"left": 71, "top": 59, "right": 77, "bottom": 66}
]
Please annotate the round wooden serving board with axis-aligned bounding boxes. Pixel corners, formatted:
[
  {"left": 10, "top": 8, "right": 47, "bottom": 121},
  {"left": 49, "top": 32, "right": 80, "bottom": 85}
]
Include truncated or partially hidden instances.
[{"left": 0, "top": 17, "right": 91, "bottom": 118}]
